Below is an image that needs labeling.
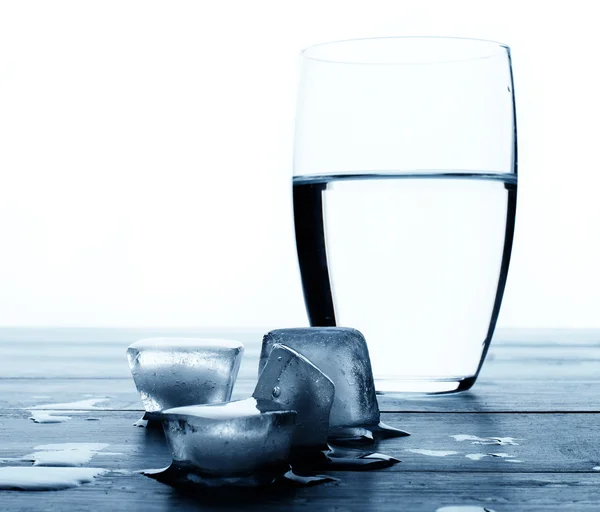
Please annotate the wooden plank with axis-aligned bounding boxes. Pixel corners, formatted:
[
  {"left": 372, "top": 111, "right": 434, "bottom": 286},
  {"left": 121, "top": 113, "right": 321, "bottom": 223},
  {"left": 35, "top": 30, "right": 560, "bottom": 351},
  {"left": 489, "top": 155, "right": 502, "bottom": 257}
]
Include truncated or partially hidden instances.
[
  {"left": 2, "top": 378, "right": 600, "bottom": 413},
  {"left": 2, "top": 411, "right": 600, "bottom": 474},
  {"left": 2, "top": 326, "right": 600, "bottom": 424},
  {"left": 4, "top": 328, "right": 600, "bottom": 383},
  {"left": 0, "top": 377, "right": 256, "bottom": 411},
  {"left": 2, "top": 410, "right": 600, "bottom": 510},
  {"left": 0, "top": 379, "right": 142, "bottom": 411},
  {"left": 1, "top": 470, "right": 600, "bottom": 511},
  {"left": 2, "top": 328, "right": 599, "bottom": 510},
  {"left": 378, "top": 380, "right": 600, "bottom": 413}
]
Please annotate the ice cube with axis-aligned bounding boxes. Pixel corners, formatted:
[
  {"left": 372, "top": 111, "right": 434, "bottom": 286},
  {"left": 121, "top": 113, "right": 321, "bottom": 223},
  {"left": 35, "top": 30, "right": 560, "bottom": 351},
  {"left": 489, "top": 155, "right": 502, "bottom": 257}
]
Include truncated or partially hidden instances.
[
  {"left": 127, "top": 338, "right": 244, "bottom": 419},
  {"left": 160, "top": 398, "right": 296, "bottom": 482},
  {"left": 259, "top": 328, "right": 408, "bottom": 441},
  {"left": 253, "top": 344, "right": 334, "bottom": 450},
  {"left": 259, "top": 328, "right": 378, "bottom": 429}
]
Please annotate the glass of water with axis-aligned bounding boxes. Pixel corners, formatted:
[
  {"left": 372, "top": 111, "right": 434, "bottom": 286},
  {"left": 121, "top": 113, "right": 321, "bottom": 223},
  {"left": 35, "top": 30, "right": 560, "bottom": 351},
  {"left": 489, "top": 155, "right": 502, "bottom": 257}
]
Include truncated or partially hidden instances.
[{"left": 293, "top": 37, "right": 517, "bottom": 393}]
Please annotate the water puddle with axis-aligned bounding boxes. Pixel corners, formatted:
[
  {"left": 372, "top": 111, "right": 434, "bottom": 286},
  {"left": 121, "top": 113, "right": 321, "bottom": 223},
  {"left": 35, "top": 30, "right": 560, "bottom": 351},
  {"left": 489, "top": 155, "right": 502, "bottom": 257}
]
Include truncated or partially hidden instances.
[
  {"left": 451, "top": 434, "right": 520, "bottom": 446},
  {"left": 140, "top": 441, "right": 395, "bottom": 489},
  {"left": 0, "top": 442, "right": 124, "bottom": 492},
  {"left": 142, "top": 463, "right": 337, "bottom": 488},
  {"left": 0, "top": 467, "right": 107, "bottom": 491},
  {"left": 29, "top": 398, "right": 110, "bottom": 424},
  {"left": 29, "top": 412, "right": 72, "bottom": 424},
  {"left": 465, "top": 453, "right": 518, "bottom": 462},
  {"left": 4, "top": 443, "right": 112, "bottom": 467},
  {"left": 30, "top": 398, "right": 110, "bottom": 410},
  {"left": 292, "top": 445, "right": 400, "bottom": 472},
  {"left": 465, "top": 453, "right": 486, "bottom": 461},
  {"left": 405, "top": 449, "right": 458, "bottom": 457}
]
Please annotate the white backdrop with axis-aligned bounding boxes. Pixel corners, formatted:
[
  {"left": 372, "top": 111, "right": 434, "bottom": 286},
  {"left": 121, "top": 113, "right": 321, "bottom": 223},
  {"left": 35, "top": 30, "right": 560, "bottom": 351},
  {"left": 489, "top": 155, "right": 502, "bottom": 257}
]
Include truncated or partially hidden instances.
[{"left": 0, "top": 1, "right": 597, "bottom": 328}]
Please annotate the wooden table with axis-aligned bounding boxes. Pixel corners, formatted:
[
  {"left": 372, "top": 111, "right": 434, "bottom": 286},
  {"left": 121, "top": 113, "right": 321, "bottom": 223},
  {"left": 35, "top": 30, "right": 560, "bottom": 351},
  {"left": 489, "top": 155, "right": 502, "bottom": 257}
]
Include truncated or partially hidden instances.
[{"left": 1, "top": 328, "right": 599, "bottom": 511}]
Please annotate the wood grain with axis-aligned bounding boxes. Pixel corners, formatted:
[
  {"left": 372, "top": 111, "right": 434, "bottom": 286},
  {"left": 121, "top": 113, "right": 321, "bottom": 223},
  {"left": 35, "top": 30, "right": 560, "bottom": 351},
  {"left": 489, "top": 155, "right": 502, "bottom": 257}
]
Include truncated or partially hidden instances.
[
  {"left": 2, "top": 410, "right": 600, "bottom": 510},
  {"left": 1, "top": 471, "right": 600, "bottom": 511},
  {"left": 3, "top": 377, "right": 600, "bottom": 413},
  {"left": 2, "top": 328, "right": 600, "bottom": 511},
  {"left": 1, "top": 411, "right": 600, "bottom": 474},
  {"left": 4, "top": 328, "right": 600, "bottom": 381},
  {"left": 4, "top": 327, "right": 600, "bottom": 413}
]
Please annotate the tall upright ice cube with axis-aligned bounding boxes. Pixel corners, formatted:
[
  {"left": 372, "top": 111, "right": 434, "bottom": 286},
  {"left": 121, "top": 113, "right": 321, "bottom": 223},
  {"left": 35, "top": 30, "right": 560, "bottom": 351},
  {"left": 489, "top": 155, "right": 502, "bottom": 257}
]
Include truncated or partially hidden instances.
[
  {"left": 127, "top": 338, "right": 243, "bottom": 418},
  {"left": 259, "top": 328, "right": 378, "bottom": 430},
  {"left": 253, "top": 343, "right": 334, "bottom": 450},
  {"left": 161, "top": 398, "right": 296, "bottom": 483}
]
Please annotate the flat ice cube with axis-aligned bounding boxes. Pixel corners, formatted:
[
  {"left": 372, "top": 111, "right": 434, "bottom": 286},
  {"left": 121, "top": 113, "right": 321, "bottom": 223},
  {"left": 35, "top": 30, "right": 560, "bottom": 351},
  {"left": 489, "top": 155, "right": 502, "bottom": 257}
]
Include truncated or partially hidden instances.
[
  {"left": 253, "top": 344, "right": 334, "bottom": 450},
  {"left": 161, "top": 398, "right": 296, "bottom": 477},
  {"left": 259, "top": 328, "right": 379, "bottom": 429},
  {"left": 127, "top": 338, "right": 244, "bottom": 417}
]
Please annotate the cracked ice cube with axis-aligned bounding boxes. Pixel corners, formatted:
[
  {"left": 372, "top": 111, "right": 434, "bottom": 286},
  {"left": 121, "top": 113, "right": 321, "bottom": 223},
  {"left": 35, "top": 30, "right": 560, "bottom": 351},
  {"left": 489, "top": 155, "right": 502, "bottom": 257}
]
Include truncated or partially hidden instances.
[
  {"left": 259, "top": 328, "right": 379, "bottom": 429},
  {"left": 127, "top": 338, "right": 244, "bottom": 417},
  {"left": 253, "top": 343, "right": 334, "bottom": 450}
]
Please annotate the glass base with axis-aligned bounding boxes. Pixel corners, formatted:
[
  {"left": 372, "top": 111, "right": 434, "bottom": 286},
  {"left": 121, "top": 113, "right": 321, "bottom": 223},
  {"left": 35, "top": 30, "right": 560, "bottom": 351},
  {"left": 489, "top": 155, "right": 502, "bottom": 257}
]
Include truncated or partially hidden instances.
[{"left": 374, "top": 376, "right": 476, "bottom": 395}]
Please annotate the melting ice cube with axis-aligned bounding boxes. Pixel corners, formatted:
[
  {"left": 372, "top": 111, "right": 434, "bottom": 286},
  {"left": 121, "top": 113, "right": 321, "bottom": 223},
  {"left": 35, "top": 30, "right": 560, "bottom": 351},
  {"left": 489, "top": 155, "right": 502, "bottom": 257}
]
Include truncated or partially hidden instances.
[
  {"left": 127, "top": 338, "right": 244, "bottom": 419},
  {"left": 253, "top": 343, "right": 334, "bottom": 451},
  {"left": 254, "top": 344, "right": 400, "bottom": 471},
  {"left": 156, "top": 398, "right": 296, "bottom": 486},
  {"left": 260, "top": 328, "right": 408, "bottom": 442}
]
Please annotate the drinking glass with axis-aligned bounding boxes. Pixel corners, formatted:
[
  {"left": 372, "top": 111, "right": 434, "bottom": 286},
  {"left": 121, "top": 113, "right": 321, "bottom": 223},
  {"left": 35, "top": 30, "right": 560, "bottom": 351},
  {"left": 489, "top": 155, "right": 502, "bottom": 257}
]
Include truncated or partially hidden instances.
[{"left": 292, "top": 37, "right": 517, "bottom": 393}]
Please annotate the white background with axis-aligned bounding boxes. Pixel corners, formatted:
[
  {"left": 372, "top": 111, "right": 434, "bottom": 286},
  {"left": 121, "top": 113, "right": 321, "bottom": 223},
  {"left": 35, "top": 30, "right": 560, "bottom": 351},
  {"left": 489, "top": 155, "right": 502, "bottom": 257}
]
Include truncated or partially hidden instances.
[{"left": 0, "top": 1, "right": 597, "bottom": 328}]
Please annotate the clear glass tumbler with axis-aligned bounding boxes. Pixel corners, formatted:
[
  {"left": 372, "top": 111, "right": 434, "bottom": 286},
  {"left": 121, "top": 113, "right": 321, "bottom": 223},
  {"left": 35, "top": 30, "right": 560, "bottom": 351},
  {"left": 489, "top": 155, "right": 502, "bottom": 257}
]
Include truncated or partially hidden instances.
[{"left": 292, "top": 37, "right": 517, "bottom": 393}]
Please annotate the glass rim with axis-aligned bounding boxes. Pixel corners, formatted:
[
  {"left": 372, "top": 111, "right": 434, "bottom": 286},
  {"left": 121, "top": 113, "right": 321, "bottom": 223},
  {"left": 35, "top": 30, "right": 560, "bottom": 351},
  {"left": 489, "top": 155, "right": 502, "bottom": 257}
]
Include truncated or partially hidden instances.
[{"left": 300, "top": 36, "right": 510, "bottom": 66}]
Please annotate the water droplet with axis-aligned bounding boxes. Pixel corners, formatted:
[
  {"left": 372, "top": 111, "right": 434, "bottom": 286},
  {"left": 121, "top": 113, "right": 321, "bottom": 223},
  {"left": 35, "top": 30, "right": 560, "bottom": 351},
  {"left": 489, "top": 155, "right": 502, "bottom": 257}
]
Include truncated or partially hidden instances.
[
  {"left": 272, "top": 386, "right": 281, "bottom": 398},
  {"left": 133, "top": 418, "right": 148, "bottom": 428},
  {"left": 436, "top": 507, "right": 497, "bottom": 512}
]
